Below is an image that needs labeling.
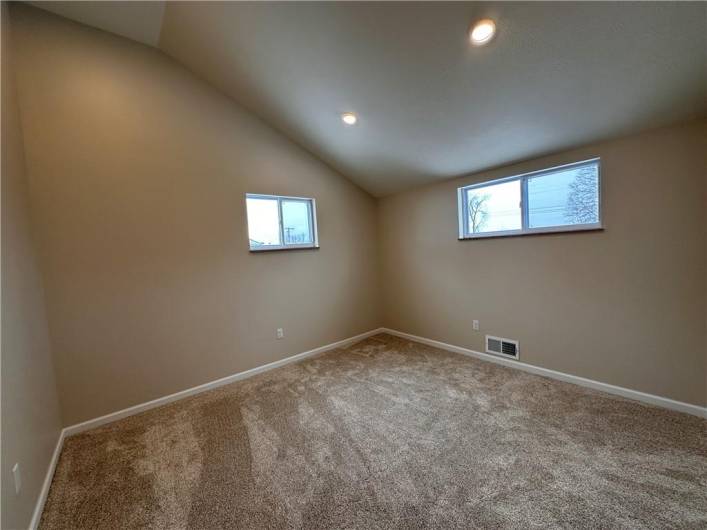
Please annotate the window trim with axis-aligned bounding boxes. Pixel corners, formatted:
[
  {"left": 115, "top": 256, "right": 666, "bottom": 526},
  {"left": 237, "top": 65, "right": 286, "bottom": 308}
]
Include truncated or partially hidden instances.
[
  {"left": 457, "top": 158, "right": 602, "bottom": 240},
  {"left": 246, "top": 193, "right": 319, "bottom": 252}
]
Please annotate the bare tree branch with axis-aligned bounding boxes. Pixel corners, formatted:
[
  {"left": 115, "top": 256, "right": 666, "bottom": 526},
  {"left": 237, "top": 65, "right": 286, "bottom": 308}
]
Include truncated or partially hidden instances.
[{"left": 469, "top": 194, "right": 490, "bottom": 232}]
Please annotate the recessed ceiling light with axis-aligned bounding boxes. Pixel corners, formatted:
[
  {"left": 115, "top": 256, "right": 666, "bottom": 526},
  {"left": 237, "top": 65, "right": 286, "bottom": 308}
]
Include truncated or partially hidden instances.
[
  {"left": 341, "top": 112, "right": 357, "bottom": 125},
  {"left": 469, "top": 19, "right": 496, "bottom": 46}
]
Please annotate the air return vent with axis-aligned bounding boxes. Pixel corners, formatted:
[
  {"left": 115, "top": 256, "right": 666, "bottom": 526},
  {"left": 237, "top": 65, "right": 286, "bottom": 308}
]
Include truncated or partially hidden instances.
[{"left": 485, "top": 335, "right": 519, "bottom": 359}]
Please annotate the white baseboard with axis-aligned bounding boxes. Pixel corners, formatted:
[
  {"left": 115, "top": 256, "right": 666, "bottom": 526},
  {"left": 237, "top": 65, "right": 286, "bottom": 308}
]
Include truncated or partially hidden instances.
[
  {"left": 29, "top": 429, "right": 65, "bottom": 529},
  {"left": 63, "top": 328, "right": 384, "bottom": 437},
  {"left": 31, "top": 325, "right": 705, "bottom": 527},
  {"left": 32, "top": 328, "right": 383, "bottom": 528},
  {"left": 381, "top": 328, "right": 707, "bottom": 419}
]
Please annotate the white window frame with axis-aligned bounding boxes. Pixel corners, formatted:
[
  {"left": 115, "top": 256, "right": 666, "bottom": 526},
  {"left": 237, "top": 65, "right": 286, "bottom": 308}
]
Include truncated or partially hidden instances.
[
  {"left": 457, "top": 158, "right": 602, "bottom": 240},
  {"left": 246, "top": 193, "right": 319, "bottom": 252}
]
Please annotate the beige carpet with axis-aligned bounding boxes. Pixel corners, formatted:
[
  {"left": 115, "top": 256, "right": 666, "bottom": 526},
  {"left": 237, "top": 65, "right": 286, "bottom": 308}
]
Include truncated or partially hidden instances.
[{"left": 40, "top": 333, "right": 707, "bottom": 529}]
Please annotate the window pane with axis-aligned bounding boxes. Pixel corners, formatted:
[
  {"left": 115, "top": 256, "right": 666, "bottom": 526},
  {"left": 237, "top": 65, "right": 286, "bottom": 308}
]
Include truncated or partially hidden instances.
[
  {"left": 527, "top": 163, "right": 599, "bottom": 228},
  {"left": 466, "top": 180, "right": 521, "bottom": 233},
  {"left": 246, "top": 197, "right": 281, "bottom": 248},
  {"left": 281, "top": 200, "right": 313, "bottom": 245}
]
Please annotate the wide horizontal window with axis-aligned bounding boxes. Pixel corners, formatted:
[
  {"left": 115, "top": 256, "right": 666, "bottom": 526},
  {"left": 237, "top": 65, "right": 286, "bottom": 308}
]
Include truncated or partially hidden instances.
[
  {"left": 246, "top": 194, "right": 318, "bottom": 251},
  {"left": 458, "top": 159, "right": 601, "bottom": 239}
]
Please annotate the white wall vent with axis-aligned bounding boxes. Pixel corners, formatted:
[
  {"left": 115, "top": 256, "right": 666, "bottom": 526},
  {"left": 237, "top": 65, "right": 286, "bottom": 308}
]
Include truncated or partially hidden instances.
[{"left": 485, "top": 335, "right": 519, "bottom": 359}]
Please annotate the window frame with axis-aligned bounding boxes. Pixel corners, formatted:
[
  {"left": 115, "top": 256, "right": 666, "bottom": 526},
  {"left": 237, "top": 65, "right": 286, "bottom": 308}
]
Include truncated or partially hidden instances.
[
  {"left": 245, "top": 193, "right": 319, "bottom": 252},
  {"left": 457, "top": 158, "right": 602, "bottom": 240}
]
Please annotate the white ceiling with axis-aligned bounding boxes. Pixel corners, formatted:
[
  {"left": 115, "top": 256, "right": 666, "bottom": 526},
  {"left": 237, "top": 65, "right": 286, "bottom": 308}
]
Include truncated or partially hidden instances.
[{"left": 26, "top": 2, "right": 707, "bottom": 196}]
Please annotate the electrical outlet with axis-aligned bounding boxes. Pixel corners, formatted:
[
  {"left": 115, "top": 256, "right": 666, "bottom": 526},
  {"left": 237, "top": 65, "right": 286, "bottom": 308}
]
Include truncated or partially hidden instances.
[
  {"left": 276, "top": 328, "right": 284, "bottom": 339},
  {"left": 472, "top": 320, "right": 480, "bottom": 331},
  {"left": 12, "top": 463, "right": 21, "bottom": 495}
]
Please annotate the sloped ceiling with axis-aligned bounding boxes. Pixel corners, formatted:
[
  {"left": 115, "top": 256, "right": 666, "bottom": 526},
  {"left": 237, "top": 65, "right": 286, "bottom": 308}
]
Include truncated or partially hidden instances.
[
  {"left": 28, "top": 1, "right": 165, "bottom": 46},
  {"left": 25, "top": 2, "right": 707, "bottom": 196}
]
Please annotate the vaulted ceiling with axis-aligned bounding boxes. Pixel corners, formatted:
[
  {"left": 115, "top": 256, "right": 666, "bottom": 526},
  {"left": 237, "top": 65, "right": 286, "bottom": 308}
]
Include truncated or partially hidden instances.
[
  {"left": 27, "top": 1, "right": 707, "bottom": 196},
  {"left": 28, "top": 1, "right": 165, "bottom": 46}
]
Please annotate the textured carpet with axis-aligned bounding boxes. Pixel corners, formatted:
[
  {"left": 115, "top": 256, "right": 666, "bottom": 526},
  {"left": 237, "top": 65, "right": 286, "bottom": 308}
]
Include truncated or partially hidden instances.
[{"left": 40, "top": 333, "right": 707, "bottom": 529}]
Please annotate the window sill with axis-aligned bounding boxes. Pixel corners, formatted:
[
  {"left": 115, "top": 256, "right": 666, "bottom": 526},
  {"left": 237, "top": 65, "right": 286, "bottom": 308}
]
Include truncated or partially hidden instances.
[
  {"left": 249, "top": 245, "right": 320, "bottom": 253},
  {"left": 459, "top": 225, "right": 603, "bottom": 240}
]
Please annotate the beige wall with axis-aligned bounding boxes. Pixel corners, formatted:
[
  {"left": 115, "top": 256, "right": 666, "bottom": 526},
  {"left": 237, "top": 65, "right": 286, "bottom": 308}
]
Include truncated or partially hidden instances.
[
  {"left": 1, "top": 3, "right": 63, "bottom": 528},
  {"left": 5, "top": 2, "right": 706, "bottom": 454},
  {"left": 10, "top": 4, "right": 380, "bottom": 426},
  {"left": 379, "top": 121, "right": 707, "bottom": 407}
]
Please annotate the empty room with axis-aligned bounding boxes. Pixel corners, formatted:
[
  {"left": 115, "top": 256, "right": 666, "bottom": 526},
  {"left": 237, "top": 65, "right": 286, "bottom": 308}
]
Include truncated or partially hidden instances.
[{"left": 1, "top": 1, "right": 706, "bottom": 528}]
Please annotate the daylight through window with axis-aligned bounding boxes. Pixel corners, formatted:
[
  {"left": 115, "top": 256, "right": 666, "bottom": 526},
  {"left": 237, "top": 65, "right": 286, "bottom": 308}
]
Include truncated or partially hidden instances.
[
  {"left": 458, "top": 159, "right": 601, "bottom": 239},
  {"left": 246, "top": 194, "right": 318, "bottom": 251}
]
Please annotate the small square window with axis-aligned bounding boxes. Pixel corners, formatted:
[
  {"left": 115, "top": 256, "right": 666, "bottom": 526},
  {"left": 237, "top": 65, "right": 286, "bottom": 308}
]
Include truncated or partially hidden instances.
[{"left": 246, "top": 194, "right": 318, "bottom": 251}]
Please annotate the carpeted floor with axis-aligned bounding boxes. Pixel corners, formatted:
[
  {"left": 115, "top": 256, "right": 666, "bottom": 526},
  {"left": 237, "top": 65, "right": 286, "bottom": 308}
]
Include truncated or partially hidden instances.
[{"left": 40, "top": 333, "right": 707, "bottom": 529}]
